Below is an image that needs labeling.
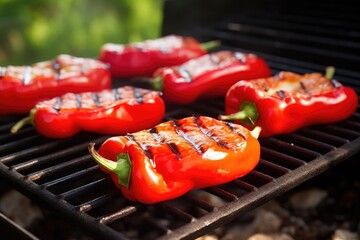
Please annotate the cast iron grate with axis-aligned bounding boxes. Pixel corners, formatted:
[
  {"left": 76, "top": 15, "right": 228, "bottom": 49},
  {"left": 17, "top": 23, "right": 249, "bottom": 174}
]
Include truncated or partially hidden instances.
[{"left": 1, "top": 3, "right": 360, "bottom": 239}]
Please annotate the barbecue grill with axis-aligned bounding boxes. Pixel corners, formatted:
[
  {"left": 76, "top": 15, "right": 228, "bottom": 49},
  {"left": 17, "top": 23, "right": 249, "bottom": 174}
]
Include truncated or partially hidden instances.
[{"left": 1, "top": 0, "right": 359, "bottom": 239}]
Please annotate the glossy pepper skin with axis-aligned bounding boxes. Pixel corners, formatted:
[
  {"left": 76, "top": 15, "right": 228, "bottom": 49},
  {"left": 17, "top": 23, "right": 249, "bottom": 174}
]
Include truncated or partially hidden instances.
[
  {"left": 151, "top": 50, "right": 271, "bottom": 104},
  {"left": 0, "top": 54, "right": 111, "bottom": 115},
  {"left": 99, "top": 35, "right": 218, "bottom": 78},
  {"left": 88, "top": 116, "right": 261, "bottom": 204},
  {"left": 220, "top": 70, "right": 358, "bottom": 137},
  {"left": 11, "top": 86, "right": 165, "bottom": 138}
]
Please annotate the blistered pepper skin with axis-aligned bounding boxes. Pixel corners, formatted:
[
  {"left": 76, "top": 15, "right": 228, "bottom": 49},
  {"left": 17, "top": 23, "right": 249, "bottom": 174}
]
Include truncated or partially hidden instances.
[
  {"left": 99, "top": 35, "right": 210, "bottom": 78},
  {"left": 222, "top": 71, "right": 358, "bottom": 137},
  {"left": 90, "top": 116, "right": 261, "bottom": 204},
  {"left": 0, "top": 54, "right": 111, "bottom": 115},
  {"left": 12, "top": 86, "right": 165, "bottom": 138},
  {"left": 152, "top": 51, "right": 271, "bottom": 104}
]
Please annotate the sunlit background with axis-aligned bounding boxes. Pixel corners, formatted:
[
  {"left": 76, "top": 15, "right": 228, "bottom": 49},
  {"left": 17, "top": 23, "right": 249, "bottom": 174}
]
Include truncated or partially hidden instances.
[{"left": 0, "top": 0, "right": 164, "bottom": 65}]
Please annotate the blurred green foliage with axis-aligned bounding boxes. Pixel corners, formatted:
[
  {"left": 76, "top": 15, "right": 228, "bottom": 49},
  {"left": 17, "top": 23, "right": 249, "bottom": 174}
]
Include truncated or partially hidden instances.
[{"left": 0, "top": 0, "right": 164, "bottom": 65}]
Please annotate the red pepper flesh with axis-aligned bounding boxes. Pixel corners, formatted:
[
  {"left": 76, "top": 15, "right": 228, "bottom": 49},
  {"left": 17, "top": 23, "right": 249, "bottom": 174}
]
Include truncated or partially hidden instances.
[
  {"left": 11, "top": 86, "right": 165, "bottom": 138},
  {"left": 88, "top": 116, "right": 261, "bottom": 204},
  {"left": 152, "top": 50, "right": 271, "bottom": 104},
  {"left": 99, "top": 35, "right": 219, "bottom": 78},
  {"left": 0, "top": 54, "right": 111, "bottom": 115},
  {"left": 220, "top": 70, "right": 358, "bottom": 137}
]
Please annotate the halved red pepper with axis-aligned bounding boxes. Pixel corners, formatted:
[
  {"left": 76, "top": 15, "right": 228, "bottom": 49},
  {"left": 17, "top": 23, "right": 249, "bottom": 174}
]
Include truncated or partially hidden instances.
[
  {"left": 99, "top": 35, "right": 219, "bottom": 78},
  {"left": 151, "top": 50, "right": 271, "bottom": 104},
  {"left": 219, "top": 68, "right": 358, "bottom": 137},
  {"left": 11, "top": 86, "right": 165, "bottom": 138},
  {"left": 0, "top": 54, "right": 111, "bottom": 115},
  {"left": 88, "top": 116, "right": 261, "bottom": 204}
]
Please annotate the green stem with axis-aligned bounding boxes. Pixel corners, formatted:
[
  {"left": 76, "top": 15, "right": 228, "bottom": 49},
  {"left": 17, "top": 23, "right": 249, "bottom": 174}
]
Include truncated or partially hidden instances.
[
  {"left": 10, "top": 116, "right": 31, "bottom": 134},
  {"left": 11, "top": 109, "right": 36, "bottom": 134},
  {"left": 325, "top": 66, "right": 335, "bottom": 79},
  {"left": 200, "top": 40, "right": 221, "bottom": 52},
  {"left": 219, "top": 101, "right": 259, "bottom": 126},
  {"left": 150, "top": 75, "right": 164, "bottom": 91},
  {"left": 88, "top": 143, "right": 132, "bottom": 188}
]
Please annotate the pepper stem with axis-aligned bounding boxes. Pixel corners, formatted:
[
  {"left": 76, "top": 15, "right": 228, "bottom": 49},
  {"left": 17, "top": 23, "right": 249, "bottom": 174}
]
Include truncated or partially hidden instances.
[
  {"left": 10, "top": 116, "right": 31, "bottom": 134},
  {"left": 88, "top": 143, "right": 132, "bottom": 188},
  {"left": 219, "top": 101, "right": 259, "bottom": 126},
  {"left": 150, "top": 75, "right": 164, "bottom": 91},
  {"left": 325, "top": 66, "right": 335, "bottom": 79},
  {"left": 10, "top": 108, "right": 36, "bottom": 134},
  {"left": 200, "top": 40, "right": 221, "bottom": 51}
]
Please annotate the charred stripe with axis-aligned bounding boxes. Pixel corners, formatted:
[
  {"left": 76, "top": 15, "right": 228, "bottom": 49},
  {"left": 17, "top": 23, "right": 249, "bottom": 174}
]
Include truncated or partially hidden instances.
[
  {"left": 178, "top": 67, "right": 192, "bottom": 82},
  {"left": 134, "top": 87, "right": 143, "bottom": 104},
  {"left": 172, "top": 119, "right": 204, "bottom": 154},
  {"left": 51, "top": 59, "right": 61, "bottom": 80},
  {"left": 224, "top": 121, "right": 246, "bottom": 141},
  {"left": 75, "top": 94, "right": 82, "bottom": 109},
  {"left": 54, "top": 97, "right": 62, "bottom": 112},
  {"left": 167, "top": 142, "right": 182, "bottom": 160},
  {"left": 149, "top": 127, "right": 162, "bottom": 143},
  {"left": 92, "top": 93, "right": 101, "bottom": 107},
  {"left": 194, "top": 116, "right": 229, "bottom": 148},
  {"left": 149, "top": 127, "right": 182, "bottom": 159},
  {"left": 113, "top": 88, "right": 120, "bottom": 101},
  {"left": 276, "top": 90, "right": 286, "bottom": 100},
  {"left": 126, "top": 133, "right": 154, "bottom": 164}
]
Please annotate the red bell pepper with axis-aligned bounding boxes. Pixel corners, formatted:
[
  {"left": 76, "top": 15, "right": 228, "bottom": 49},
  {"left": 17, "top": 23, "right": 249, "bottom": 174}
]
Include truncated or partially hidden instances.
[
  {"left": 98, "top": 35, "right": 219, "bottom": 78},
  {"left": 0, "top": 54, "right": 111, "bottom": 115},
  {"left": 88, "top": 116, "right": 261, "bottom": 204},
  {"left": 151, "top": 50, "right": 271, "bottom": 104},
  {"left": 219, "top": 68, "right": 358, "bottom": 137},
  {"left": 11, "top": 86, "right": 165, "bottom": 138}
]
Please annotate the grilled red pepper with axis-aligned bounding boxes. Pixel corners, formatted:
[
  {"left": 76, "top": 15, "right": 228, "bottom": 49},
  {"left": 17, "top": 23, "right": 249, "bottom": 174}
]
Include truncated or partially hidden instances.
[
  {"left": 88, "top": 116, "right": 261, "bottom": 204},
  {"left": 151, "top": 50, "right": 271, "bottom": 104},
  {"left": 0, "top": 54, "right": 111, "bottom": 115},
  {"left": 11, "top": 86, "right": 165, "bottom": 138},
  {"left": 219, "top": 68, "right": 358, "bottom": 137},
  {"left": 99, "top": 35, "right": 219, "bottom": 78}
]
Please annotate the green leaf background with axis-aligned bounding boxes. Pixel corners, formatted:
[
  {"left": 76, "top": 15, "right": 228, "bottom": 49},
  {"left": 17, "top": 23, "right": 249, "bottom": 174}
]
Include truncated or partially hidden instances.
[{"left": 0, "top": 0, "right": 164, "bottom": 65}]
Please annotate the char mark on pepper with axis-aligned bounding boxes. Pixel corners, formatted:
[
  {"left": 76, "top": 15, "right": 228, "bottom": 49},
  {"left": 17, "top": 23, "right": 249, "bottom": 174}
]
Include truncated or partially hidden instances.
[
  {"left": 53, "top": 97, "right": 62, "bottom": 112},
  {"left": 75, "top": 94, "right": 82, "bottom": 109},
  {"left": 224, "top": 121, "right": 247, "bottom": 141},
  {"left": 193, "top": 116, "right": 229, "bottom": 148},
  {"left": 276, "top": 90, "right": 286, "bottom": 100},
  {"left": 172, "top": 119, "right": 204, "bottom": 154},
  {"left": 112, "top": 88, "right": 121, "bottom": 101},
  {"left": 126, "top": 133, "right": 154, "bottom": 164},
  {"left": 23, "top": 66, "right": 32, "bottom": 85},
  {"left": 149, "top": 126, "right": 182, "bottom": 159},
  {"left": 300, "top": 81, "right": 307, "bottom": 93},
  {"left": 133, "top": 87, "right": 144, "bottom": 104},
  {"left": 178, "top": 67, "right": 192, "bottom": 82},
  {"left": 149, "top": 127, "right": 163, "bottom": 143},
  {"left": 51, "top": 59, "right": 61, "bottom": 80},
  {"left": 166, "top": 142, "right": 182, "bottom": 160},
  {"left": 92, "top": 93, "right": 101, "bottom": 107}
]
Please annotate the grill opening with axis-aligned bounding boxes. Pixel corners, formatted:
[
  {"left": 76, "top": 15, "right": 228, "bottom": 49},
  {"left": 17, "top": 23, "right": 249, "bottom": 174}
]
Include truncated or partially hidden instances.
[{"left": 1, "top": 0, "right": 360, "bottom": 239}]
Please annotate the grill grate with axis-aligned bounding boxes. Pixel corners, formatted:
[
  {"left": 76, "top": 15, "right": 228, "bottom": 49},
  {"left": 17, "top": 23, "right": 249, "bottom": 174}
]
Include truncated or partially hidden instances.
[{"left": 1, "top": 2, "right": 360, "bottom": 239}]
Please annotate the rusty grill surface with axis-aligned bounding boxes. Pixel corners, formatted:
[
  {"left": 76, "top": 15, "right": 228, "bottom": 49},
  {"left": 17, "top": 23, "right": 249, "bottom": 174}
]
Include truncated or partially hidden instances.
[{"left": 1, "top": 2, "right": 360, "bottom": 240}]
